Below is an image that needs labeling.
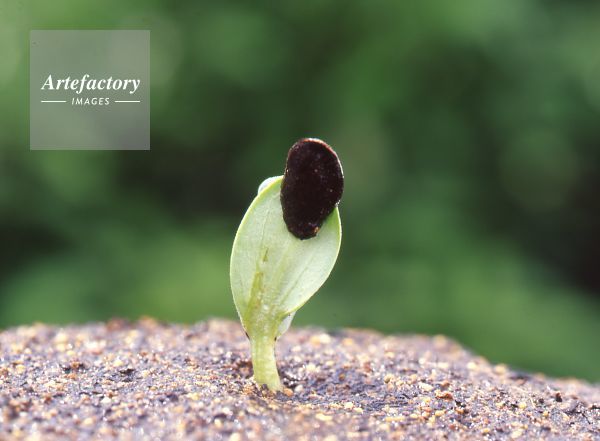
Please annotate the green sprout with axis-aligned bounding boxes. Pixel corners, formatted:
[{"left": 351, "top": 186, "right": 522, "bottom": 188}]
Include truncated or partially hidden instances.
[{"left": 230, "top": 138, "right": 344, "bottom": 391}]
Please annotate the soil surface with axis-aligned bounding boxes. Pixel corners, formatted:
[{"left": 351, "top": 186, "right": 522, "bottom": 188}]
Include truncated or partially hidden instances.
[{"left": 1, "top": 318, "right": 598, "bottom": 440}]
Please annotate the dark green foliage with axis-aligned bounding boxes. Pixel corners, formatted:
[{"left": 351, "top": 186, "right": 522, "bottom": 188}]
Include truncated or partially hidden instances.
[{"left": 0, "top": 1, "right": 598, "bottom": 380}]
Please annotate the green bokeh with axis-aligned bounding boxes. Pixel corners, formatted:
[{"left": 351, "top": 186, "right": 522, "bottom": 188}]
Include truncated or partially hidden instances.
[{"left": 0, "top": 1, "right": 599, "bottom": 381}]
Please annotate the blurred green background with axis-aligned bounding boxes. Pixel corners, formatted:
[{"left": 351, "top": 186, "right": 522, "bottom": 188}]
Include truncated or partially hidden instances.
[{"left": 0, "top": 1, "right": 599, "bottom": 381}]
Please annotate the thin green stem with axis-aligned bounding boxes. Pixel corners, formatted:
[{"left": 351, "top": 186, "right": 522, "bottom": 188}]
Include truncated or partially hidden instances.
[{"left": 250, "top": 334, "right": 282, "bottom": 391}]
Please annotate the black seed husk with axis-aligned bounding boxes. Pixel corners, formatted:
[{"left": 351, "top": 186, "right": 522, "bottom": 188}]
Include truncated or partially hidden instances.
[{"left": 281, "top": 138, "right": 344, "bottom": 239}]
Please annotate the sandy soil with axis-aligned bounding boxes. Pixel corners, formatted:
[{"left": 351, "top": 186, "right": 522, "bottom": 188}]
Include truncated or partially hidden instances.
[{"left": 1, "top": 318, "right": 598, "bottom": 440}]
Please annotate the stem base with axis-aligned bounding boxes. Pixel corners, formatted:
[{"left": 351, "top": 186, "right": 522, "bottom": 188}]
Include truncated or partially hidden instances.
[{"left": 250, "top": 335, "right": 282, "bottom": 391}]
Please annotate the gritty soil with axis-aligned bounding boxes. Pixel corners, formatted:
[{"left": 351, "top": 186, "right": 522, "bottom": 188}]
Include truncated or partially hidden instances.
[{"left": 0, "top": 318, "right": 598, "bottom": 440}]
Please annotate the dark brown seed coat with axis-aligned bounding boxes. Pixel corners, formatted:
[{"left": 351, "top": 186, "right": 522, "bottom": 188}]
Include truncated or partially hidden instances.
[{"left": 281, "top": 138, "right": 344, "bottom": 239}]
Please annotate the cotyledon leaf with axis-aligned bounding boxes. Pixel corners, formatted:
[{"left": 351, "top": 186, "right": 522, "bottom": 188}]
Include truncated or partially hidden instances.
[{"left": 230, "top": 175, "right": 341, "bottom": 340}]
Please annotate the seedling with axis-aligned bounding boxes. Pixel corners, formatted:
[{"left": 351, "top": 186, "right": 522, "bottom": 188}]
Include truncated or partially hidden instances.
[{"left": 230, "top": 138, "right": 344, "bottom": 391}]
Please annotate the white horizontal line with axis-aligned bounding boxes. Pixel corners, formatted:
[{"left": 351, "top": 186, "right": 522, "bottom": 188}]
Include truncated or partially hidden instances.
[
  {"left": 41, "top": 100, "right": 66, "bottom": 103},
  {"left": 114, "top": 100, "right": 140, "bottom": 103}
]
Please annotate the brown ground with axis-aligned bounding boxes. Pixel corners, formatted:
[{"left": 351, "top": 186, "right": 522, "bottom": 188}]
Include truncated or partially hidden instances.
[{"left": 0, "top": 318, "right": 598, "bottom": 440}]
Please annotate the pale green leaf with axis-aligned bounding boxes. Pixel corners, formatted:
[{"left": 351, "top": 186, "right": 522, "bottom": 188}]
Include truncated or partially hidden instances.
[{"left": 230, "top": 175, "right": 341, "bottom": 339}]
